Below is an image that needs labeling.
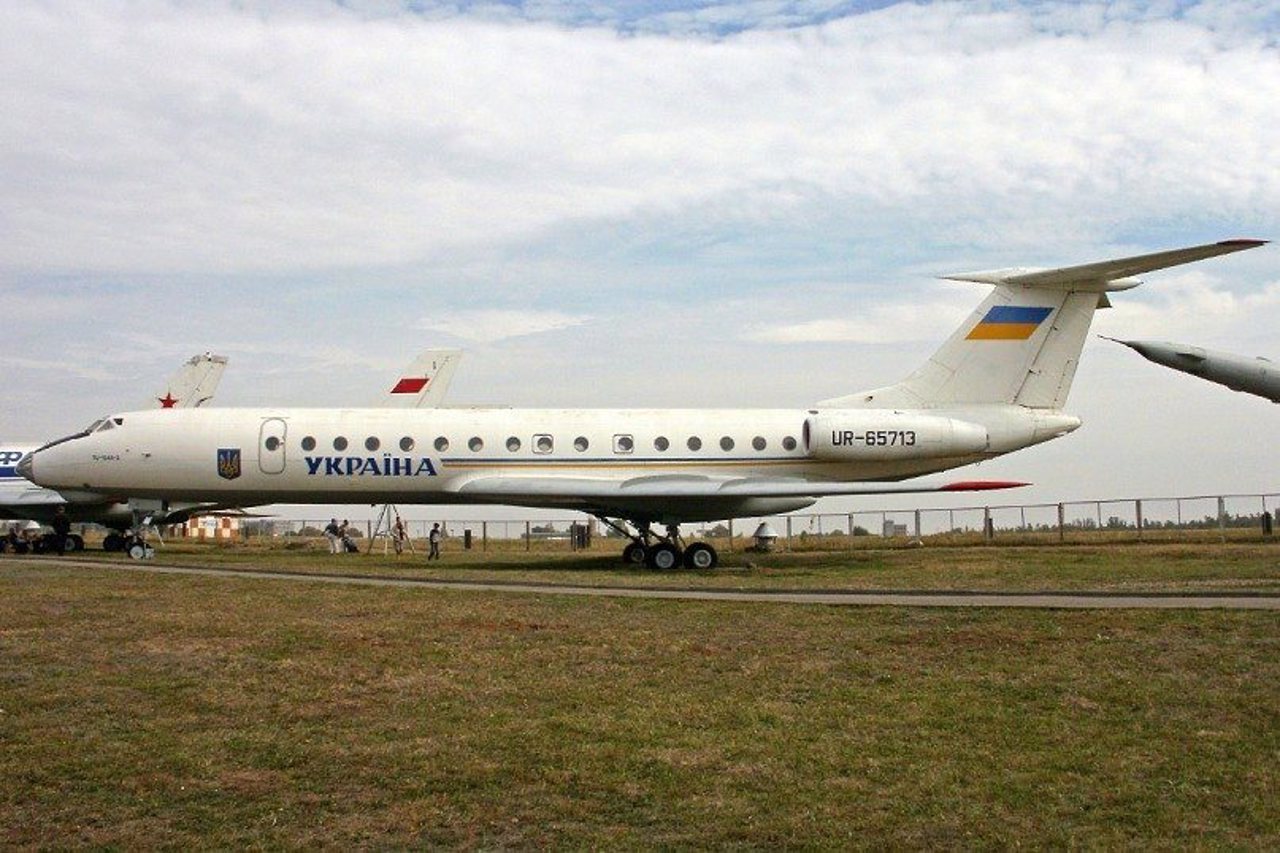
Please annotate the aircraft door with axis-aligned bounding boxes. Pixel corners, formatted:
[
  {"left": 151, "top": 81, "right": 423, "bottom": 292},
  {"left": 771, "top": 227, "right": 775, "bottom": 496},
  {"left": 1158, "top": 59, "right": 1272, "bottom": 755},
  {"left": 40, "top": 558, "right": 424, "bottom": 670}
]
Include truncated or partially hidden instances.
[{"left": 258, "top": 418, "right": 287, "bottom": 475}]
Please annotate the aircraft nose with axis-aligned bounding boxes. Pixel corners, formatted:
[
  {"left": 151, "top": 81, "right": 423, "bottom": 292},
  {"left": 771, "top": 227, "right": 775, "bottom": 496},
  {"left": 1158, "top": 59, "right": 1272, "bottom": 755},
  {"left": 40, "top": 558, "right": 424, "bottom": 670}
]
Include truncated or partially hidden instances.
[{"left": 16, "top": 452, "right": 33, "bottom": 480}]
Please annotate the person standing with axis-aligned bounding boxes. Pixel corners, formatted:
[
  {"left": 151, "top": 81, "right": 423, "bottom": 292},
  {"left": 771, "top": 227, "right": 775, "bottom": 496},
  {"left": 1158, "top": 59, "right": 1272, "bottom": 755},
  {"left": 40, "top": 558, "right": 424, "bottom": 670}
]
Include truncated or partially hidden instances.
[
  {"left": 323, "top": 518, "right": 340, "bottom": 554},
  {"left": 51, "top": 506, "right": 71, "bottom": 556},
  {"left": 428, "top": 522, "right": 441, "bottom": 560},
  {"left": 392, "top": 516, "right": 407, "bottom": 555}
]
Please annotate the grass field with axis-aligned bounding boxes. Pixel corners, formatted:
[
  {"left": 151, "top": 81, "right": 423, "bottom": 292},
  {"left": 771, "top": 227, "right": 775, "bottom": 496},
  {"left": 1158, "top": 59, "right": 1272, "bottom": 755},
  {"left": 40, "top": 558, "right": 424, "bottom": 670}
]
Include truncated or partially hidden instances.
[
  {"left": 2, "top": 549, "right": 1278, "bottom": 847},
  {"left": 52, "top": 537, "right": 1280, "bottom": 593}
]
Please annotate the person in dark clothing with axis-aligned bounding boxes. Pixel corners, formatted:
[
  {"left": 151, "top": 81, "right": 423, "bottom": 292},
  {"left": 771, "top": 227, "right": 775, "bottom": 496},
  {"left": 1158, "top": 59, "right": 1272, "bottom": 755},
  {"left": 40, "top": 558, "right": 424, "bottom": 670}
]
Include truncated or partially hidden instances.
[
  {"left": 51, "top": 506, "right": 71, "bottom": 556},
  {"left": 428, "top": 522, "right": 441, "bottom": 560}
]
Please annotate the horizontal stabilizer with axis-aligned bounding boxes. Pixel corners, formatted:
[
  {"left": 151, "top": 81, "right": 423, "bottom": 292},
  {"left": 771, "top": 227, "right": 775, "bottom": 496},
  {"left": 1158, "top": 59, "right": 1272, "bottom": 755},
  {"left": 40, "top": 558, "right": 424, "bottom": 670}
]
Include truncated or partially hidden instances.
[{"left": 942, "top": 239, "right": 1266, "bottom": 292}]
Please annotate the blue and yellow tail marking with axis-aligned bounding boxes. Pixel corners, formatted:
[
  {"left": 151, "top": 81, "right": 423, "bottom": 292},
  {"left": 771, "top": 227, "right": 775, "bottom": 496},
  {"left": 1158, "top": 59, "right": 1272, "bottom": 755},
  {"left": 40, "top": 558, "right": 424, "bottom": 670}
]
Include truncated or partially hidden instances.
[{"left": 966, "top": 306, "right": 1053, "bottom": 340}]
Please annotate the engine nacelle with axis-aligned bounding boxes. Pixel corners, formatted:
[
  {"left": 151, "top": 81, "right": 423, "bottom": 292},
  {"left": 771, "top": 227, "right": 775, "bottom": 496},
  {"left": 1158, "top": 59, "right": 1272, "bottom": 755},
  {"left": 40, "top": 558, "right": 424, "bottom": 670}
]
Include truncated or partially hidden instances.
[{"left": 805, "top": 411, "right": 989, "bottom": 461}]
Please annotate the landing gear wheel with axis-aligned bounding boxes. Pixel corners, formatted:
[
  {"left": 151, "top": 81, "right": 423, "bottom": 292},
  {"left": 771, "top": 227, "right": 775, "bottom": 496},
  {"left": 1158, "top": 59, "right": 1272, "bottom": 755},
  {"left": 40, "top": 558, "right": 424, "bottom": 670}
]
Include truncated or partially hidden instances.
[
  {"left": 126, "top": 539, "right": 155, "bottom": 560},
  {"left": 66, "top": 534, "right": 84, "bottom": 553},
  {"left": 683, "top": 542, "right": 719, "bottom": 570},
  {"left": 647, "top": 542, "right": 682, "bottom": 571},
  {"left": 622, "top": 542, "right": 648, "bottom": 566},
  {"left": 103, "top": 533, "right": 125, "bottom": 552}
]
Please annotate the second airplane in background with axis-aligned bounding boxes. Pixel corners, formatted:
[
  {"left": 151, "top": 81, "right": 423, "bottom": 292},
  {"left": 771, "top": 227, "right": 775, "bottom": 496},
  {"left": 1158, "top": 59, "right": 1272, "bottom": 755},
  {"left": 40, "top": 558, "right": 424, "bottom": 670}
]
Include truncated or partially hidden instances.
[{"left": 1104, "top": 338, "right": 1280, "bottom": 404}]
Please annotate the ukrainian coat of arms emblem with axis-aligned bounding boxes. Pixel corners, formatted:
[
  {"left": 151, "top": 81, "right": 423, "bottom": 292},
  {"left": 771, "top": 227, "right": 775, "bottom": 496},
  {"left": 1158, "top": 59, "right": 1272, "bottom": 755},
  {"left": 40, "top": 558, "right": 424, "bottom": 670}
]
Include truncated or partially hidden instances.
[{"left": 217, "top": 448, "right": 241, "bottom": 480}]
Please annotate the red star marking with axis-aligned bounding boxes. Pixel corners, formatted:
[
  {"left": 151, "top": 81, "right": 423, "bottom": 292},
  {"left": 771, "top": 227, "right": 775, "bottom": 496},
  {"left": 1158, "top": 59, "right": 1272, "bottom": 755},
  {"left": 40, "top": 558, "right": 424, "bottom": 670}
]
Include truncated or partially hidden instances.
[{"left": 158, "top": 392, "right": 178, "bottom": 408}]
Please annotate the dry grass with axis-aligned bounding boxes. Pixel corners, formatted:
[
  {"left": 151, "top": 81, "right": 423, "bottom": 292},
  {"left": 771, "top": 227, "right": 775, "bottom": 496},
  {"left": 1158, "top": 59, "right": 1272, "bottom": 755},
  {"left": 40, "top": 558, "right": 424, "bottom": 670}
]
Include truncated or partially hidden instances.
[
  {"left": 55, "top": 537, "right": 1280, "bottom": 593},
  {"left": 1, "top": 557, "right": 1278, "bottom": 848}
]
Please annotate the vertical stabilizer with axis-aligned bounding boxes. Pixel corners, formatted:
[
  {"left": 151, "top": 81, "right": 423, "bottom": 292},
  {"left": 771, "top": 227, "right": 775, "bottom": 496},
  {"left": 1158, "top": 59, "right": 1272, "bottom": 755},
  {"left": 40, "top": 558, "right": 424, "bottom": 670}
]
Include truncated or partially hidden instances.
[
  {"left": 381, "top": 349, "right": 463, "bottom": 408},
  {"left": 148, "top": 353, "right": 228, "bottom": 409},
  {"left": 819, "top": 240, "right": 1266, "bottom": 409}
]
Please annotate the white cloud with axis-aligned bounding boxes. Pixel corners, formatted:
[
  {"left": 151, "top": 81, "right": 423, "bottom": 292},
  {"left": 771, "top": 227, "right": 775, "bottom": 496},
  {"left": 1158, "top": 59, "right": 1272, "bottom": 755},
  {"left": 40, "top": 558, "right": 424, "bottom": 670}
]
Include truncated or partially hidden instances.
[
  {"left": 749, "top": 297, "right": 970, "bottom": 343},
  {"left": 416, "top": 309, "right": 592, "bottom": 342},
  {"left": 1, "top": 1, "right": 1279, "bottom": 501},
  {"left": 1095, "top": 271, "right": 1280, "bottom": 349},
  {"left": 1, "top": 2, "right": 1276, "bottom": 274}
]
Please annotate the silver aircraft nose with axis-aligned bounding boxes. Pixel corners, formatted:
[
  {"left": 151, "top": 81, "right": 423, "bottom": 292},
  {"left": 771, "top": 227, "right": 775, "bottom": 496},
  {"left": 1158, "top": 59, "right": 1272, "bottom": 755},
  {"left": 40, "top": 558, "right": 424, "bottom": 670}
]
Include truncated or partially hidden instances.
[{"left": 16, "top": 452, "right": 33, "bottom": 480}]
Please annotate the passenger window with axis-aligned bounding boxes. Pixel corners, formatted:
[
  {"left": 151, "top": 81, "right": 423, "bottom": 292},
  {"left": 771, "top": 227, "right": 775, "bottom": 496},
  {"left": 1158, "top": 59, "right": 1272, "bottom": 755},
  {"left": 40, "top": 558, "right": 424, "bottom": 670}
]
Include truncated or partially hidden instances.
[
  {"left": 265, "top": 436, "right": 281, "bottom": 451},
  {"left": 752, "top": 436, "right": 766, "bottom": 451},
  {"left": 506, "top": 436, "right": 521, "bottom": 452},
  {"left": 301, "top": 436, "right": 316, "bottom": 451},
  {"left": 534, "top": 435, "right": 553, "bottom": 454},
  {"left": 654, "top": 436, "right": 669, "bottom": 451},
  {"left": 613, "top": 434, "right": 634, "bottom": 454},
  {"left": 782, "top": 436, "right": 797, "bottom": 451},
  {"left": 400, "top": 436, "right": 415, "bottom": 452},
  {"left": 573, "top": 436, "right": 589, "bottom": 452},
  {"left": 720, "top": 436, "right": 735, "bottom": 451},
  {"left": 365, "top": 437, "right": 380, "bottom": 452},
  {"left": 334, "top": 436, "right": 348, "bottom": 451},
  {"left": 687, "top": 436, "right": 702, "bottom": 451},
  {"left": 435, "top": 437, "right": 449, "bottom": 452},
  {"left": 469, "top": 437, "right": 484, "bottom": 452}
]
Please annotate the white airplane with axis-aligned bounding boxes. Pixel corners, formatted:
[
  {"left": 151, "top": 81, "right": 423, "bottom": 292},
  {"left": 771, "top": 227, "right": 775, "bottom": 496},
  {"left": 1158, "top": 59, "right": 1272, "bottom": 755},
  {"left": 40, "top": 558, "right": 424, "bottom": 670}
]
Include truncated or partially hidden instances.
[
  {"left": 1, "top": 353, "right": 227, "bottom": 551},
  {"left": 21, "top": 240, "right": 1266, "bottom": 568},
  {"left": 1103, "top": 338, "right": 1280, "bottom": 403}
]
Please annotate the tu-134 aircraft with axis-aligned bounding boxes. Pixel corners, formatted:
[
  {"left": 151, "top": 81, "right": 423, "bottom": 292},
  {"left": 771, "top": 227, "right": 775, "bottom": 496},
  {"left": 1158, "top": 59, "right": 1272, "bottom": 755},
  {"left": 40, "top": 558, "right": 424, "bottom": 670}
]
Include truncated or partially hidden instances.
[{"left": 21, "top": 239, "right": 1267, "bottom": 568}]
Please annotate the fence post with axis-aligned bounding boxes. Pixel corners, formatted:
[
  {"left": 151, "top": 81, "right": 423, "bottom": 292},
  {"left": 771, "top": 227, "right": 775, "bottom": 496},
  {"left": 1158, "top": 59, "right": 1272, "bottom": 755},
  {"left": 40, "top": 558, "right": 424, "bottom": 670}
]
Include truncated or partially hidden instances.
[
  {"left": 525, "top": 521, "right": 531, "bottom": 551},
  {"left": 1135, "top": 500, "right": 1143, "bottom": 540},
  {"left": 727, "top": 519, "right": 734, "bottom": 553},
  {"left": 983, "top": 506, "right": 993, "bottom": 542},
  {"left": 785, "top": 516, "right": 793, "bottom": 551},
  {"left": 913, "top": 509, "right": 922, "bottom": 546},
  {"left": 1218, "top": 497, "right": 1226, "bottom": 543},
  {"left": 482, "top": 521, "right": 488, "bottom": 552},
  {"left": 1057, "top": 502, "right": 1065, "bottom": 542},
  {"left": 847, "top": 513, "right": 855, "bottom": 550}
]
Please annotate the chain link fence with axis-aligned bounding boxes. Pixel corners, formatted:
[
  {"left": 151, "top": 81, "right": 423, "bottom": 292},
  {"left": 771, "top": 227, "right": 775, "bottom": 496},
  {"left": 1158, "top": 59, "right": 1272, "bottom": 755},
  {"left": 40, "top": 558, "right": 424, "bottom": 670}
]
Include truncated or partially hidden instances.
[{"left": 233, "top": 493, "right": 1280, "bottom": 553}]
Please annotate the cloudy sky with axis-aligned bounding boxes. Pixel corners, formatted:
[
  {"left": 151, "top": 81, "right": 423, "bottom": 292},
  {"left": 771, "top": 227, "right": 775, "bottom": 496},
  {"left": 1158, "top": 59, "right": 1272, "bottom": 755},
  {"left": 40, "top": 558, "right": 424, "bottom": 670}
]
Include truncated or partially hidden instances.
[{"left": 2, "top": 0, "right": 1279, "bottom": 514}]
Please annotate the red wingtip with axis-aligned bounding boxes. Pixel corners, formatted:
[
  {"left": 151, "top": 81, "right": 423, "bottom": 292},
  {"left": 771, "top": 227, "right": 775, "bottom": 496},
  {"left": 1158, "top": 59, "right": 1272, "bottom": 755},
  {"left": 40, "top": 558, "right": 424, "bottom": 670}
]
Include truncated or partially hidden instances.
[{"left": 941, "top": 480, "right": 1030, "bottom": 491}]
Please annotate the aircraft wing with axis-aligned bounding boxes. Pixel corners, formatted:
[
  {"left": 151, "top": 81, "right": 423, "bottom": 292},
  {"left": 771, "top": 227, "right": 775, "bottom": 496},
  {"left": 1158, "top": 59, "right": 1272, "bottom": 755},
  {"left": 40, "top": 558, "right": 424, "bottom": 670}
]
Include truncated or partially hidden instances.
[
  {"left": 381, "top": 349, "right": 463, "bottom": 408},
  {"left": 451, "top": 475, "right": 1025, "bottom": 523},
  {"left": 943, "top": 239, "right": 1266, "bottom": 291}
]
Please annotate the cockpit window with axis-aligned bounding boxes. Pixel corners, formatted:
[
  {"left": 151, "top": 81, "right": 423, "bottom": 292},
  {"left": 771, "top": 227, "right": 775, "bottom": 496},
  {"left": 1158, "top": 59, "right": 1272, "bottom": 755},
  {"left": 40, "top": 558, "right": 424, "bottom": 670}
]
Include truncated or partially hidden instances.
[{"left": 97, "top": 420, "right": 114, "bottom": 432}]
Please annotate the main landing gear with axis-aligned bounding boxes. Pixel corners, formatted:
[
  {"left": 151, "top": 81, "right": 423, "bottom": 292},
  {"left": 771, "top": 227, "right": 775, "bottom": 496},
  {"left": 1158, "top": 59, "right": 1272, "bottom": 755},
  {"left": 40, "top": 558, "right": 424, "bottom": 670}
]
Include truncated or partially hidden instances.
[{"left": 598, "top": 518, "right": 719, "bottom": 571}]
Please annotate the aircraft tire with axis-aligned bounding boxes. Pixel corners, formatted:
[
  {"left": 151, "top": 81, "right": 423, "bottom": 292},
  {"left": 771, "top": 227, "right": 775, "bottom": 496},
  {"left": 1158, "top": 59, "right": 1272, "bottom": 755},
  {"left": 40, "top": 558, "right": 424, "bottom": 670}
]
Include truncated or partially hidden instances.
[
  {"left": 622, "top": 542, "right": 648, "bottom": 566},
  {"left": 103, "top": 533, "right": 125, "bottom": 552},
  {"left": 66, "top": 534, "right": 84, "bottom": 553},
  {"left": 683, "top": 542, "right": 718, "bottom": 570},
  {"left": 127, "top": 542, "right": 147, "bottom": 560},
  {"left": 646, "top": 543, "right": 682, "bottom": 571}
]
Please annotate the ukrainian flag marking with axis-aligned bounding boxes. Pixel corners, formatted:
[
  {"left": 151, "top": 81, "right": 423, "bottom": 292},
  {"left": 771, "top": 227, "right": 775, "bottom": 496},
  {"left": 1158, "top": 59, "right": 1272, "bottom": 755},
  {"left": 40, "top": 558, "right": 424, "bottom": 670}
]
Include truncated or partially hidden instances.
[{"left": 966, "top": 305, "right": 1053, "bottom": 340}]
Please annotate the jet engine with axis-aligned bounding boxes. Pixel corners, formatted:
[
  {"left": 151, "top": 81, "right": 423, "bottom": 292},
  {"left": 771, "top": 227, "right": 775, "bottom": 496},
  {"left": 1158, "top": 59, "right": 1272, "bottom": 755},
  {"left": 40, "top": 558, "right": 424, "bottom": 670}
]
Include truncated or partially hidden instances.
[{"left": 805, "top": 411, "right": 989, "bottom": 461}]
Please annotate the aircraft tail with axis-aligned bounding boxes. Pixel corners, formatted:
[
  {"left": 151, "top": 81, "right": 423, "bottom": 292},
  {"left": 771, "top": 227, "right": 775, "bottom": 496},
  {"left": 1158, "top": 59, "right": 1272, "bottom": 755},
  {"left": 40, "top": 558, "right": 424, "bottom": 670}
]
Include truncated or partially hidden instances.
[
  {"left": 380, "top": 349, "right": 462, "bottom": 408},
  {"left": 821, "top": 240, "right": 1266, "bottom": 410},
  {"left": 148, "top": 353, "right": 228, "bottom": 409}
]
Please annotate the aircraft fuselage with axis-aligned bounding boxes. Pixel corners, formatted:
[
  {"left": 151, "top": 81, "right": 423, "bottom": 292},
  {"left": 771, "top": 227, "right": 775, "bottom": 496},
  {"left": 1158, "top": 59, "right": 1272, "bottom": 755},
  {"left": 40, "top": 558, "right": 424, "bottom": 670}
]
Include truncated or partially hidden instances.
[{"left": 23, "top": 405, "right": 1076, "bottom": 520}]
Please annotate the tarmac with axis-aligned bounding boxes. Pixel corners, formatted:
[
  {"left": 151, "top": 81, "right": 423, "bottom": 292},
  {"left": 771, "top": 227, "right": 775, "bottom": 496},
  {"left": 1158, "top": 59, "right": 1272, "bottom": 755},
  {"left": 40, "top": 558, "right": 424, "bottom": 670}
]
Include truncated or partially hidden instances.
[{"left": 16, "top": 557, "right": 1280, "bottom": 610}]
